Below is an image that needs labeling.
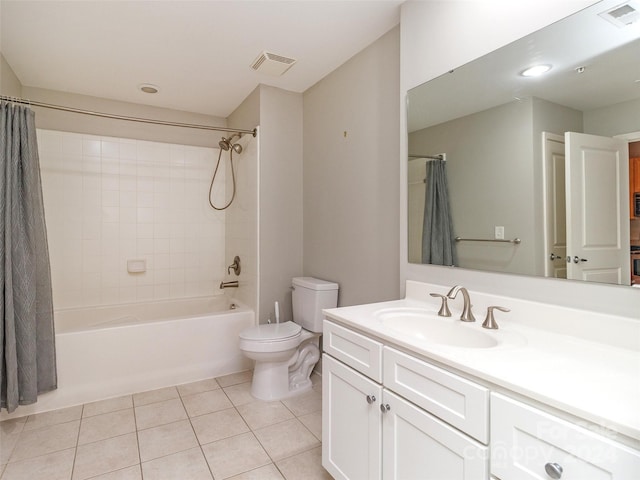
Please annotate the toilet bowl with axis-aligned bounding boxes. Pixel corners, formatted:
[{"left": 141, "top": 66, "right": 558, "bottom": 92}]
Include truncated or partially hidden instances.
[{"left": 239, "top": 277, "right": 338, "bottom": 401}]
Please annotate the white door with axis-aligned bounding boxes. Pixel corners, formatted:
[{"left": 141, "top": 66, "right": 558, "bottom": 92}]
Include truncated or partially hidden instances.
[
  {"left": 542, "top": 132, "right": 567, "bottom": 278},
  {"left": 565, "top": 132, "right": 630, "bottom": 285},
  {"left": 381, "top": 389, "right": 488, "bottom": 480},
  {"left": 322, "top": 354, "right": 382, "bottom": 480}
]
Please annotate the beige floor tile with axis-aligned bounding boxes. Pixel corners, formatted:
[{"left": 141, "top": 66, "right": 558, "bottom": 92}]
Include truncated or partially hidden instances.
[
  {"left": 181, "top": 389, "right": 232, "bottom": 418},
  {"left": 0, "top": 417, "right": 26, "bottom": 436},
  {"left": 141, "top": 447, "right": 213, "bottom": 480},
  {"left": 227, "top": 463, "right": 284, "bottom": 480},
  {"left": 253, "top": 419, "right": 320, "bottom": 462},
  {"left": 82, "top": 396, "right": 133, "bottom": 418},
  {"left": 282, "top": 389, "right": 322, "bottom": 417},
  {"left": 72, "top": 433, "right": 139, "bottom": 480},
  {"left": 9, "top": 420, "right": 80, "bottom": 462},
  {"left": 191, "top": 408, "right": 250, "bottom": 445},
  {"left": 1, "top": 431, "right": 21, "bottom": 465},
  {"left": 23, "top": 406, "right": 83, "bottom": 432},
  {"left": 137, "top": 419, "right": 198, "bottom": 462},
  {"left": 132, "top": 386, "right": 178, "bottom": 407},
  {"left": 0, "top": 448, "right": 75, "bottom": 480},
  {"left": 177, "top": 378, "right": 220, "bottom": 397},
  {"left": 78, "top": 409, "right": 135, "bottom": 445},
  {"left": 134, "top": 398, "right": 187, "bottom": 430},
  {"left": 276, "top": 446, "right": 332, "bottom": 480},
  {"left": 298, "top": 411, "right": 322, "bottom": 440},
  {"left": 236, "top": 401, "right": 294, "bottom": 431},
  {"left": 88, "top": 465, "right": 142, "bottom": 480},
  {"left": 223, "top": 382, "right": 255, "bottom": 406},
  {"left": 216, "top": 370, "right": 253, "bottom": 388},
  {"left": 202, "top": 432, "right": 270, "bottom": 479}
]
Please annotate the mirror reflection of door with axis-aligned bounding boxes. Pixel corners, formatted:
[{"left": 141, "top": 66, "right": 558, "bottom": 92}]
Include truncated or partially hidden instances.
[
  {"left": 542, "top": 133, "right": 567, "bottom": 279},
  {"left": 565, "top": 132, "right": 630, "bottom": 285}
]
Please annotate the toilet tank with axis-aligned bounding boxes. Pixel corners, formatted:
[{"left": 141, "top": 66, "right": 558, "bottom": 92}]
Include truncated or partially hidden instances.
[{"left": 292, "top": 277, "right": 339, "bottom": 333}]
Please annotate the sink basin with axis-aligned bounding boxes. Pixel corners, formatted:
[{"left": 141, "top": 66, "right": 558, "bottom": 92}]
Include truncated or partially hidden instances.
[{"left": 375, "top": 308, "right": 498, "bottom": 348}]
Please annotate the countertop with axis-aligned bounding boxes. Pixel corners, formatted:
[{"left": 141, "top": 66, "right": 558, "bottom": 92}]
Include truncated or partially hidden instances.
[{"left": 323, "top": 285, "right": 640, "bottom": 446}]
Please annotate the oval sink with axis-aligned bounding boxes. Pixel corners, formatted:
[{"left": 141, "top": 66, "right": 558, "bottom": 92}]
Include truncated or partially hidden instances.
[{"left": 375, "top": 308, "right": 498, "bottom": 348}]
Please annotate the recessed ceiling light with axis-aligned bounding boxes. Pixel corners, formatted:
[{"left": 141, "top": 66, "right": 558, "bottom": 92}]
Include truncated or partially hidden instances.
[
  {"left": 138, "top": 83, "right": 159, "bottom": 94},
  {"left": 520, "top": 65, "right": 552, "bottom": 77}
]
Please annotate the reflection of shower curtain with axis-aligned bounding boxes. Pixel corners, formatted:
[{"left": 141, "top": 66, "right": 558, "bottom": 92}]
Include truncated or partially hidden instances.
[
  {"left": 1, "top": 101, "right": 57, "bottom": 412},
  {"left": 422, "top": 160, "right": 457, "bottom": 266}
]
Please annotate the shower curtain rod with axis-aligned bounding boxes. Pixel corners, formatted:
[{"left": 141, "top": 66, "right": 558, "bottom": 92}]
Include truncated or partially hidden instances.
[
  {"left": 408, "top": 154, "right": 445, "bottom": 161},
  {"left": 0, "top": 95, "right": 257, "bottom": 137}
]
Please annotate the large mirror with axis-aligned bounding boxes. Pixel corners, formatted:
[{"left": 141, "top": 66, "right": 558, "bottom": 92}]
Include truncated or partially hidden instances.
[{"left": 407, "top": 0, "right": 640, "bottom": 288}]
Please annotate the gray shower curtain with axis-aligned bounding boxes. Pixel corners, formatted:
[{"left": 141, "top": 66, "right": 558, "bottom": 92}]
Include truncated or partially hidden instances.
[
  {"left": 422, "top": 159, "right": 457, "bottom": 266},
  {"left": 1, "top": 101, "right": 57, "bottom": 413}
]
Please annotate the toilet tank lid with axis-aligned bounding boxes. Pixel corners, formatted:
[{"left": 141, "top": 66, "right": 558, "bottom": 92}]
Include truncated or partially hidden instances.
[{"left": 292, "top": 277, "right": 339, "bottom": 291}]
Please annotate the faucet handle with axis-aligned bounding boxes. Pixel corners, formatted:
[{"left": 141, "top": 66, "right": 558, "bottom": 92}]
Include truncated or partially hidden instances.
[
  {"left": 482, "top": 306, "right": 510, "bottom": 330},
  {"left": 429, "top": 293, "right": 452, "bottom": 317}
]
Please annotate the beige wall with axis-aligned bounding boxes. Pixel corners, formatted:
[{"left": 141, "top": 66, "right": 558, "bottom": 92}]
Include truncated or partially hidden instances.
[
  {"left": 1, "top": 53, "right": 22, "bottom": 96},
  {"left": 303, "top": 26, "right": 401, "bottom": 307},
  {"left": 22, "top": 87, "right": 227, "bottom": 148},
  {"left": 227, "top": 85, "right": 303, "bottom": 324},
  {"left": 583, "top": 98, "right": 640, "bottom": 137},
  {"left": 259, "top": 86, "right": 303, "bottom": 323}
]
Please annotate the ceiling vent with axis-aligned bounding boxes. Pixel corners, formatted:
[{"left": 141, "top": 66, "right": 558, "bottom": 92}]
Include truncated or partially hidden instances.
[
  {"left": 598, "top": 1, "right": 640, "bottom": 27},
  {"left": 250, "top": 51, "right": 297, "bottom": 76}
]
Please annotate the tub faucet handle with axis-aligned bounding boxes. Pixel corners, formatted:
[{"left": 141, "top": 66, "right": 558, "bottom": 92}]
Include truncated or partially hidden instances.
[
  {"left": 227, "top": 256, "right": 241, "bottom": 276},
  {"left": 429, "top": 293, "right": 451, "bottom": 317}
]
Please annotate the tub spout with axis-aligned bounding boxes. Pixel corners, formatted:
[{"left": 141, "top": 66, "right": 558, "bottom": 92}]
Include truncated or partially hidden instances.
[{"left": 220, "top": 280, "right": 239, "bottom": 289}]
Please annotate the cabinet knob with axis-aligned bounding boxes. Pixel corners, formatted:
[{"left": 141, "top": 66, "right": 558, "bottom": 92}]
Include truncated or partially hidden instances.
[
  {"left": 366, "top": 394, "right": 376, "bottom": 404},
  {"left": 380, "top": 403, "right": 391, "bottom": 413},
  {"left": 544, "top": 462, "right": 563, "bottom": 479}
]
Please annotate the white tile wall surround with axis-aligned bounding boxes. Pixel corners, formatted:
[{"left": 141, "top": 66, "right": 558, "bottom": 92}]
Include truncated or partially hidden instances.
[{"left": 37, "top": 129, "right": 226, "bottom": 309}]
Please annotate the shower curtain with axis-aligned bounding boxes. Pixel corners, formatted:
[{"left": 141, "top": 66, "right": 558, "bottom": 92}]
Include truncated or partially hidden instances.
[
  {"left": 0, "top": 101, "right": 57, "bottom": 413},
  {"left": 422, "top": 159, "right": 457, "bottom": 266}
]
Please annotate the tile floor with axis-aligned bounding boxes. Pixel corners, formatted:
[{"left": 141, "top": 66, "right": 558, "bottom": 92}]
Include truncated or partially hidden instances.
[{"left": 0, "top": 371, "right": 331, "bottom": 480}]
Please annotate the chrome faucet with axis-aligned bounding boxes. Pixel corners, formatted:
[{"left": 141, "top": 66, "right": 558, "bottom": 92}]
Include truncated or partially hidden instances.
[
  {"left": 220, "top": 280, "right": 239, "bottom": 289},
  {"left": 446, "top": 285, "right": 475, "bottom": 322}
]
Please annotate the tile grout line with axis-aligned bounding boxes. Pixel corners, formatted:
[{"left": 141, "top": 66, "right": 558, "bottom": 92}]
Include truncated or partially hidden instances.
[{"left": 69, "top": 404, "right": 84, "bottom": 480}]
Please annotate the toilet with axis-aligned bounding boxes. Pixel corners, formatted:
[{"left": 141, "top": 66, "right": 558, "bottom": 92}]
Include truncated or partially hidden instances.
[{"left": 239, "top": 277, "right": 338, "bottom": 401}]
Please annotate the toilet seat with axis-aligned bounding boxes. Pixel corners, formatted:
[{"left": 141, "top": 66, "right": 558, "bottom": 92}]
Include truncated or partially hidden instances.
[
  {"left": 239, "top": 321, "right": 302, "bottom": 342},
  {"left": 239, "top": 321, "right": 303, "bottom": 353}
]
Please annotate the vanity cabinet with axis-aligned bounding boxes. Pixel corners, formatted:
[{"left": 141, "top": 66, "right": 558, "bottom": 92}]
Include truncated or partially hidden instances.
[
  {"left": 491, "top": 393, "right": 640, "bottom": 479},
  {"left": 322, "top": 319, "right": 489, "bottom": 480}
]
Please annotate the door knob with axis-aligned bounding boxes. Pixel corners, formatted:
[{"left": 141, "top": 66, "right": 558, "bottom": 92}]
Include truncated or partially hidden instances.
[
  {"left": 573, "top": 256, "right": 588, "bottom": 264},
  {"left": 549, "top": 253, "right": 562, "bottom": 261},
  {"left": 366, "top": 394, "right": 376, "bottom": 404},
  {"left": 380, "top": 403, "right": 391, "bottom": 413}
]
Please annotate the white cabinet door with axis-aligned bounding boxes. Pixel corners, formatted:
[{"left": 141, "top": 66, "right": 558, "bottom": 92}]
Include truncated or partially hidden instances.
[
  {"left": 491, "top": 393, "right": 640, "bottom": 479},
  {"left": 322, "top": 354, "right": 382, "bottom": 480},
  {"left": 382, "top": 389, "right": 489, "bottom": 480}
]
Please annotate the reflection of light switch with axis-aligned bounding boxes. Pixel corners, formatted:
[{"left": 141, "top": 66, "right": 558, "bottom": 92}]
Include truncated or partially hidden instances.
[{"left": 495, "top": 226, "right": 505, "bottom": 240}]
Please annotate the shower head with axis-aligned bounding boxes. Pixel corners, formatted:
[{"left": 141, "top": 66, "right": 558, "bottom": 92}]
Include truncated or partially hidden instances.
[
  {"left": 219, "top": 134, "right": 243, "bottom": 154},
  {"left": 219, "top": 137, "right": 231, "bottom": 151}
]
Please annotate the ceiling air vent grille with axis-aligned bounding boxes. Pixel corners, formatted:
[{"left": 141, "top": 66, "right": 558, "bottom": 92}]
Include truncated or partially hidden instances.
[
  {"left": 598, "top": 1, "right": 640, "bottom": 27},
  {"left": 250, "top": 51, "right": 297, "bottom": 76}
]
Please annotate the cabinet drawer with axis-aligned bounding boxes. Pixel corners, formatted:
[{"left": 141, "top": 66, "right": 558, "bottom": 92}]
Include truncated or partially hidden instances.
[
  {"left": 383, "top": 346, "right": 489, "bottom": 444},
  {"left": 491, "top": 393, "right": 640, "bottom": 479},
  {"left": 323, "top": 320, "right": 383, "bottom": 382}
]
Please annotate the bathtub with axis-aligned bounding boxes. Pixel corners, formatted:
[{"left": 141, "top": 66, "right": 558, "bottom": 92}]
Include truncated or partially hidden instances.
[{"left": 0, "top": 295, "right": 254, "bottom": 419}]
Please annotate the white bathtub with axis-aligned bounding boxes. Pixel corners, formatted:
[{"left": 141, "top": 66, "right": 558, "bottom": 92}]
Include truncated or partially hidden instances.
[{"left": 0, "top": 295, "right": 254, "bottom": 419}]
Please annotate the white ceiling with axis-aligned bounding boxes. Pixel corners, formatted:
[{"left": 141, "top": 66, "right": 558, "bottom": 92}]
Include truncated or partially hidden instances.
[{"left": 0, "top": 0, "right": 403, "bottom": 118}]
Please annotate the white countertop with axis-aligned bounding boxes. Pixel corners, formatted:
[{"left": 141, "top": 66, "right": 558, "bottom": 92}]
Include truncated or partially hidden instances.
[{"left": 323, "top": 282, "right": 640, "bottom": 445}]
